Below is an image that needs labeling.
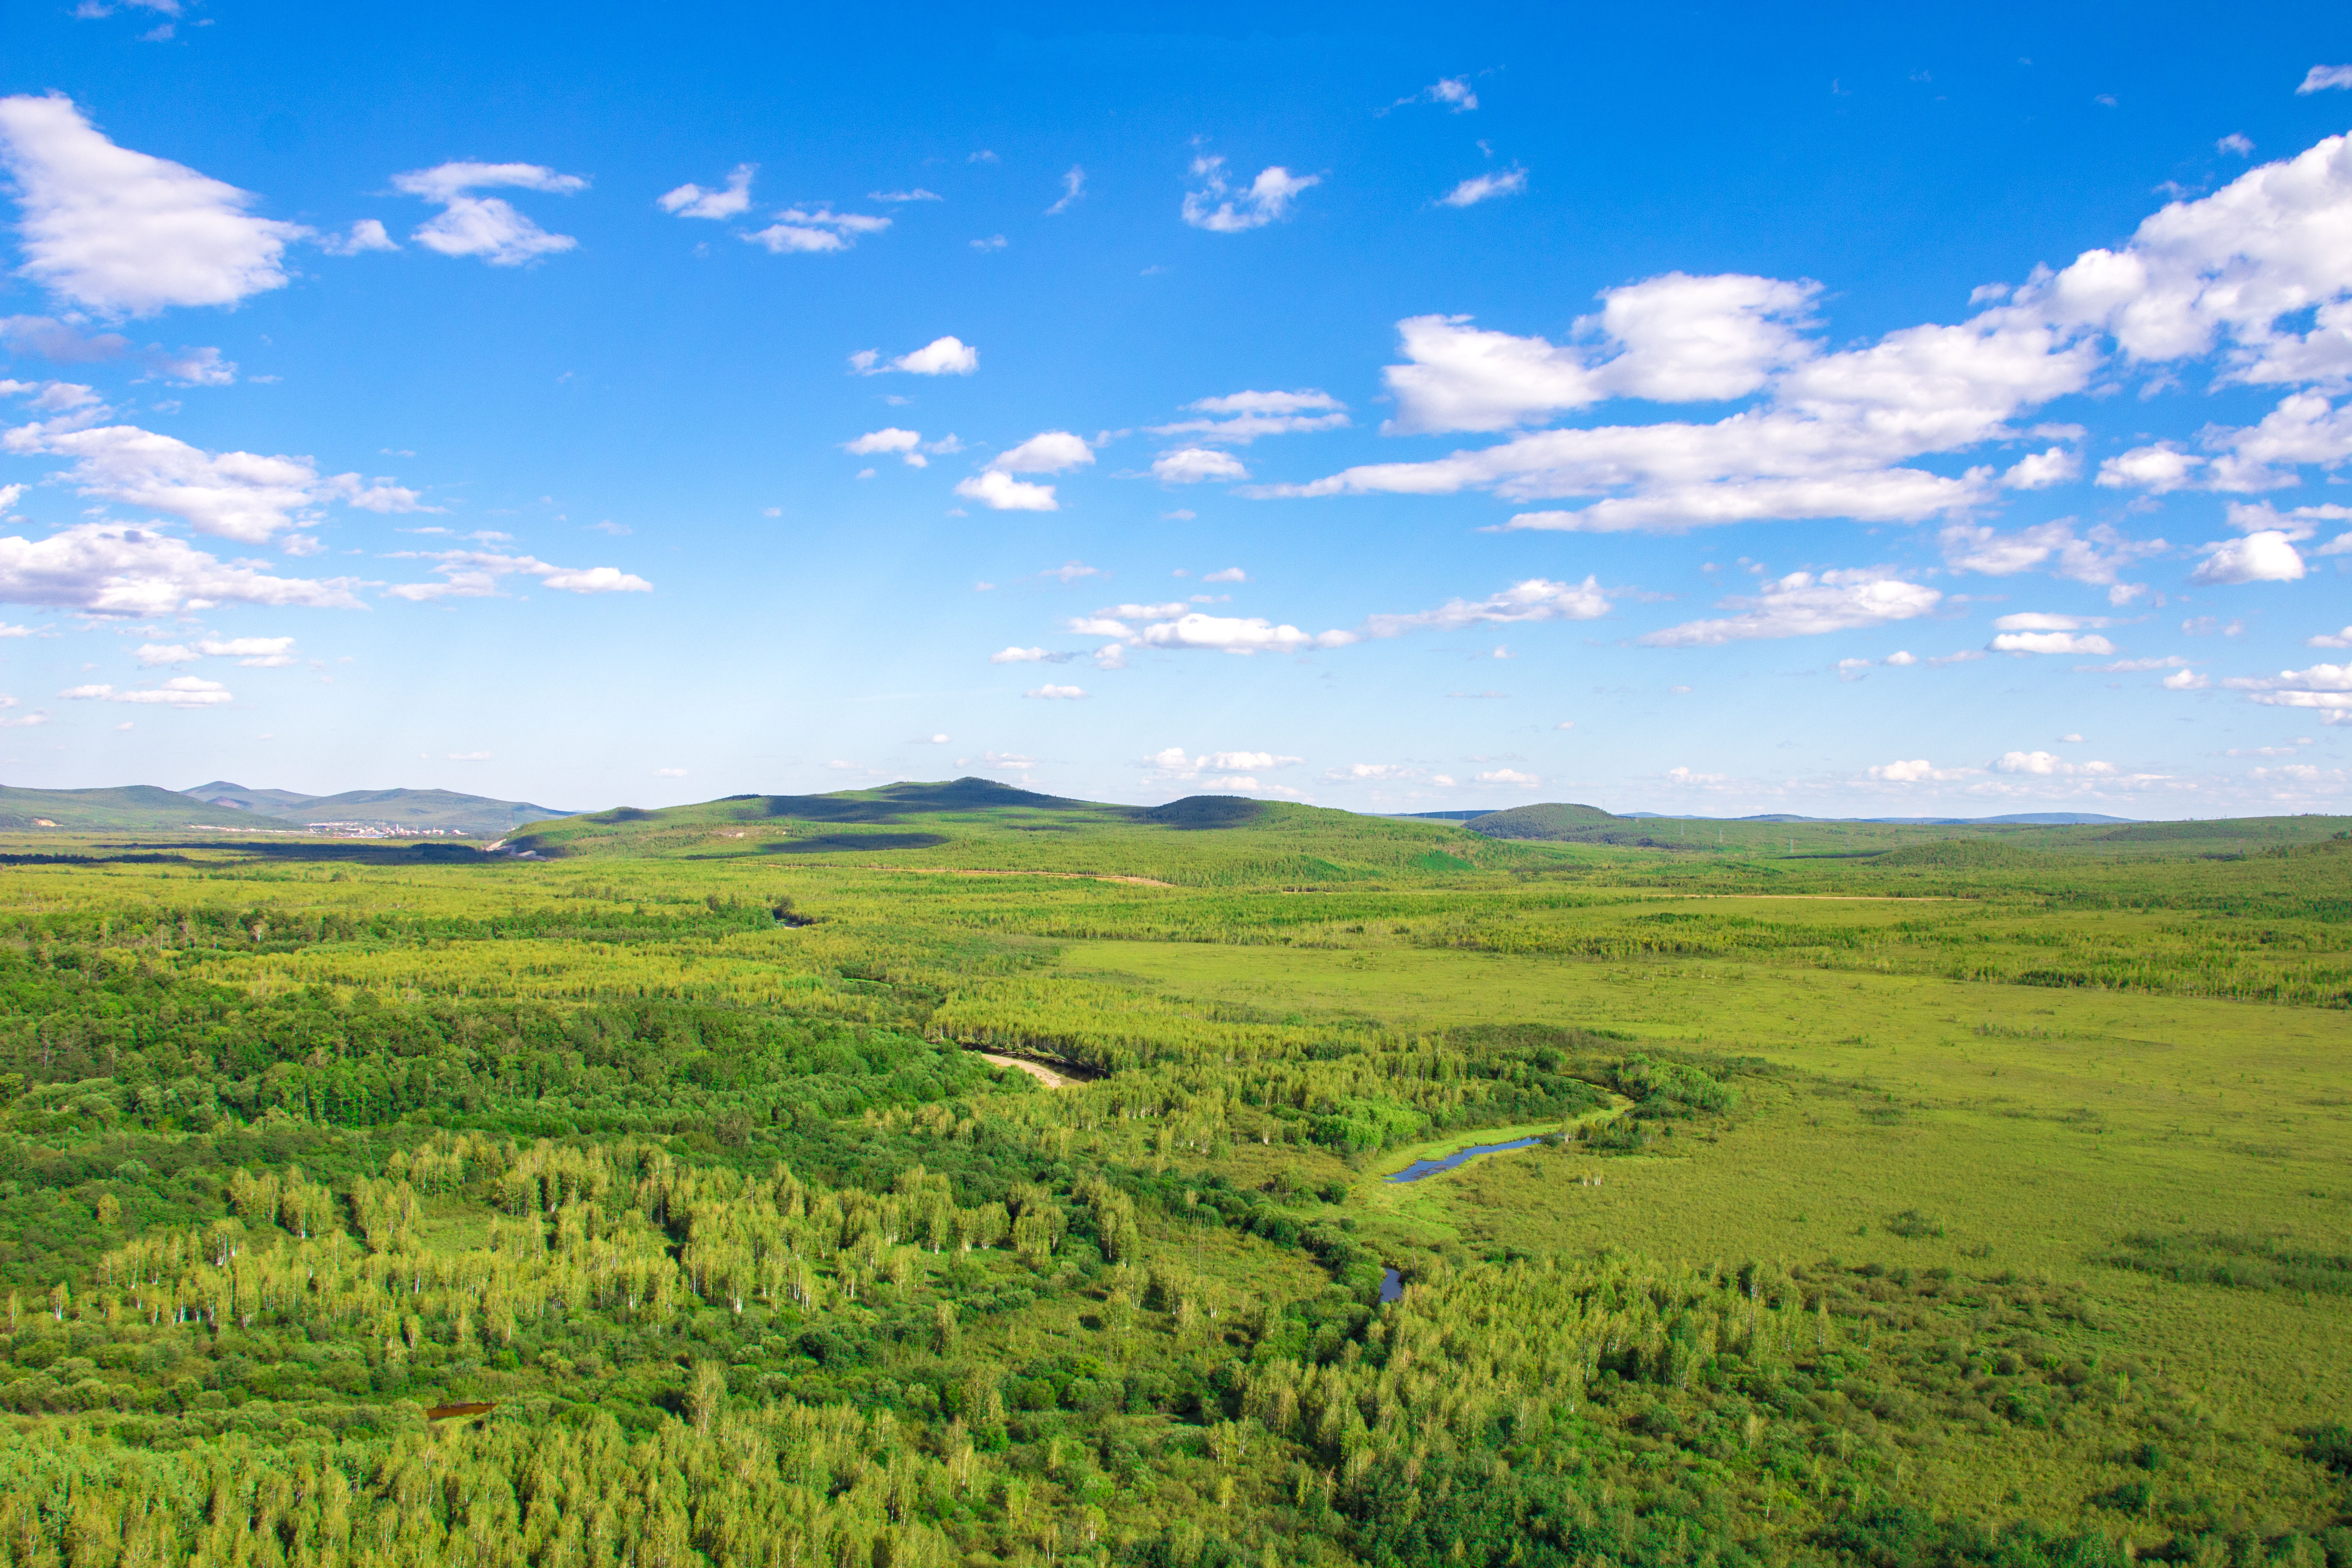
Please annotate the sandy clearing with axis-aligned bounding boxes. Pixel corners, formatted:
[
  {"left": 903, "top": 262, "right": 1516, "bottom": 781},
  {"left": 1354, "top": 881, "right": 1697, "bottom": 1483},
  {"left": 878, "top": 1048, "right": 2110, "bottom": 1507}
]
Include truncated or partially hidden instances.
[{"left": 974, "top": 1052, "right": 1078, "bottom": 1088}]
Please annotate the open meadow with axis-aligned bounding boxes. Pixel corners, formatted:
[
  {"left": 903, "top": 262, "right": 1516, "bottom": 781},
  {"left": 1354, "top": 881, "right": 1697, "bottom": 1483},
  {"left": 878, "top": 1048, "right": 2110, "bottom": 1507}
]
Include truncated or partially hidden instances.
[{"left": 0, "top": 781, "right": 2344, "bottom": 1568}]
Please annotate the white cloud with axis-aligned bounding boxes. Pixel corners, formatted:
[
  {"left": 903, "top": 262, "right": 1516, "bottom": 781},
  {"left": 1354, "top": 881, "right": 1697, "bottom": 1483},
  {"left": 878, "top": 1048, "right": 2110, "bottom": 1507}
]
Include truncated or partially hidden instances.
[
  {"left": 447, "top": 750, "right": 490, "bottom": 761},
  {"left": 0, "top": 314, "right": 128, "bottom": 363},
  {"left": 1992, "top": 612, "right": 2110, "bottom": 631},
  {"left": 1041, "top": 561, "right": 1099, "bottom": 583},
  {"left": 1992, "top": 750, "right": 2116, "bottom": 776},
  {"left": 1938, "top": 518, "right": 2167, "bottom": 587},
  {"left": 744, "top": 205, "right": 890, "bottom": 254},
  {"left": 1147, "top": 747, "right": 1305, "bottom": 784},
  {"left": 1475, "top": 768, "right": 1538, "bottom": 787},
  {"left": 2217, "top": 133, "right": 2255, "bottom": 158},
  {"left": 989, "top": 646, "right": 1075, "bottom": 664},
  {"left": 970, "top": 234, "right": 1008, "bottom": 253},
  {"left": 1393, "top": 77, "right": 1479, "bottom": 113},
  {"left": 2161, "top": 668, "right": 2210, "bottom": 690},
  {"left": 870, "top": 188, "right": 941, "bottom": 203},
  {"left": 991, "top": 431, "right": 1093, "bottom": 475},
  {"left": 2082, "top": 655, "right": 2191, "bottom": 671},
  {"left": 1323, "top": 762, "right": 1422, "bottom": 782},
  {"left": 134, "top": 642, "right": 194, "bottom": 665},
  {"left": 852, "top": 336, "right": 977, "bottom": 376},
  {"left": 1202, "top": 567, "right": 1247, "bottom": 583},
  {"left": 61, "top": 674, "right": 230, "bottom": 707},
  {"left": 657, "top": 165, "right": 755, "bottom": 220},
  {"left": 1868, "top": 759, "right": 1955, "bottom": 782},
  {"left": 2002, "top": 446, "right": 2080, "bottom": 488},
  {"left": 1181, "top": 158, "right": 1320, "bottom": 233},
  {"left": 141, "top": 344, "right": 235, "bottom": 386},
  {"left": 2190, "top": 530, "right": 2306, "bottom": 584},
  {"left": 1133, "top": 613, "right": 1344, "bottom": 654},
  {"left": 318, "top": 219, "right": 397, "bottom": 256},
  {"left": 392, "top": 162, "right": 587, "bottom": 266},
  {"left": 2310, "top": 625, "right": 2352, "bottom": 649},
  {"left": 1148, "top": 389, "right": 1349, "bottom": 444},
  {"left": 1379, "top": 274, "right": 1825, "bottom": 435},
  {"left": 382, "top": 549, "right": 651, "bottom": 600},
  {"left": 199, "top": 635, "right": 294, "bottom": 666},
  {"left": 0, "top": 94, "right": 306, "bottom": 316},
  {"left": 1257, "top": 132, "right": 2352, "bottom": 530},
  {"left": 846, "top": 427, "right": 926, "bottom": 466},
  {"left": 2297, "top": 65, "right": 2352, "bottom": 94},
  {"left": 1152, "top": 448, "right": 1248, "bottom": 483},
  {"left": 1046, "top": 166, "right": 1085, "bottom": 215},
  {"left": 1360, "top": 576, "right": 1612, "bottom": 637},
  {"left": 0, "top": 418, "right": 432, "bottom": 543},
  {"left": 1024, "top": 684, "right": 1087, "bottom": 700},
  {"left": 2222, "top": 661, "right": 2352, "bottom": 723},
  {"left": 1989, "top": 631, "right": 2116, "bottom": 655},
  {"left": 1639, "top": 569, "right": 1939, "bottom": 646},
  {"left": 1439, "top": 167, "right": 1527, "bottom": 208},
  {"left": 954, "top": 471, "right": 1058, "bottom": 511},
  {"left": 0, "top": 523, "right": 365, "bottom": 614}
]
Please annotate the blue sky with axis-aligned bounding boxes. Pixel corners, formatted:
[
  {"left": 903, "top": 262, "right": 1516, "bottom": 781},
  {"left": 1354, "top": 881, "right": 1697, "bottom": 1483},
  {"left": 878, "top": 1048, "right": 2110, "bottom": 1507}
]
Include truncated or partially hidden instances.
[{"left": 1, "top": 3, "right": 2350, "bottom": 819}]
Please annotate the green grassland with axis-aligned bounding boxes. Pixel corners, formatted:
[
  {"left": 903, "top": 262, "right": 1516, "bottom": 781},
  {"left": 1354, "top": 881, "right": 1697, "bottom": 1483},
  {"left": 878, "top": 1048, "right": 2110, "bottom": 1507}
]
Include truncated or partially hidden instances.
[{"left": 0, "top": 781, "right": 2343, "bottom": 1567}]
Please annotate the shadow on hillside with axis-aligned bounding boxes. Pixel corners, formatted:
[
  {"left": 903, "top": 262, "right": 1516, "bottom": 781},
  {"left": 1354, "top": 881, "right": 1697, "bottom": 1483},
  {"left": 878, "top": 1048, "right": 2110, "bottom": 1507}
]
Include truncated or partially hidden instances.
[{"left": 762, "top": 833, "right": 953, "bottom": 854}]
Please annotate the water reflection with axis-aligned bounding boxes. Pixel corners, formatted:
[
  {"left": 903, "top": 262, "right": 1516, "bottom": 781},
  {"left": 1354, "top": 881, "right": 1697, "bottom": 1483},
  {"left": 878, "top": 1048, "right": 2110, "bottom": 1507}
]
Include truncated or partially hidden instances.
[{"left": 1382, "top": 1136, "right": 1540, "bottom": 1184}]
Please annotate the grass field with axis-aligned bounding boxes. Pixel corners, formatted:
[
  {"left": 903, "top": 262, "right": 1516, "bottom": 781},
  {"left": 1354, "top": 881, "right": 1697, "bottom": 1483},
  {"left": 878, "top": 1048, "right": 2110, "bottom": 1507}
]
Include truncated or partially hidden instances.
[{"left": 0, "top": 782, "right": 2343, "bottom": 1566}]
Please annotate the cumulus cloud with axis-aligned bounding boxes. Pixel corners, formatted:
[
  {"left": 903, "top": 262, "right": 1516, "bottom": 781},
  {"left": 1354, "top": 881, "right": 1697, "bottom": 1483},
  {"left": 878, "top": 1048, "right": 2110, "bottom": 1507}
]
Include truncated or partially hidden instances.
[
  {"left": 1259, "top": 132, "right": 2352, "bottom": 531},
  {"left": 1061, "top": 574, "right": 1620, "bottom": 663},
  {"left": 2223, "top": 661, "right": 2352, "bottom": 723},
  {"left": 657, "top": 165, "right": 755, "bottom": 220},
  {"left": 1868, "top": 758, "right": 1966, "bottom": 782},
  {"left": 0, "top": 523, "right": 365, "bottom": 614},
  {"left": 954, "top": 471, "right": 1059, "bottom": 511},
  {"left": 990, "top": 431, "right": 1093, "bottom": 474},
  {"left": 1181, "top": 157, "right": 1319, "bottom": 233},
  {"left": 1439, "top": 167, "right": 1527, "bottom": 208},
  {"left": 1322, "top": 762, "right": 1423, "bottom": 782},
  {"left": 318, "top": 219, "right": 397, "bottom": 256},
  {"left": 0, "top": 94, "right": 306, "bottom": 316},
  {"left": 1148, "top": 389, "right": 1349, "bottom": 444},
  {"left": 61, "top": 674, "right": 230, "bottom": 707},
  {"left": 1024, "top": 683, "right": 1087, "bottom": 700},
  {"left": 2297, "top": 66, "right": 2352, "bottom": 94},
  {"left": 851, "top": 337, "right": 977, "bottom": 376},
  {"left": 1393, "top": 77, "right": 1479, "bottom": 113},
  {"left": 1938, "top": 518, "right": 2167, "bottom": 591},
  {"left": 2161, "top": 668, "right": 2210, "bottom": 690},
  {"left": 1992, "top": 750, "right": 2116, "bottom": 776},
  {"left": 744, "top": 206, "right": 890, "bottom": 254},
  {"left": 2310, "top": 625, "right": 2352, "bottom": 649},
  {"left": 393, "top": 162, "right": 588, "bottom": 265},
  {"left": 989, "top": 646, "right": 1073, "bottom": 665},
  {"left": 1989, "top": 630, "right": 2116, "bottom": 655},
  {"left": 845, "top": 427, "right": 925, "bottom": 466},
  {"left": 2190, "top": 530, "right": 2306, "bottom": 584},
  {"left": 0, "top": 414, "right": 432, "bottom": 543},
  {"left": 1202, "top": 567, "right": 1247, "bottom": 583},
  {"left": 1361, "top": 576, "right": 1612, "bottom": 637},
  {"left": 1639, "top": 569, "right": 1939, "bottom": 646},
  {"left": 1146, "top": 747, "right": 1305, "bottom": 788},
  {"left": 1151, "top": 448, "right": 1248, "bottom": 483},
  {"left": 382, "top": 550, "right": 651, "bottom": 601},
  {"left": 1475, "top": 768, "right": 1538, "bottom": 787}
]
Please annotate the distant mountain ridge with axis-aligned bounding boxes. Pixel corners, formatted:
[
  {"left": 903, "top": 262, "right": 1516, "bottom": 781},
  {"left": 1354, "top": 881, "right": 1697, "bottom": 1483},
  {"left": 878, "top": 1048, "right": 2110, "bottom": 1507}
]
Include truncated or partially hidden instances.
[{"left": 182, "top": 782, "right": 579, "bottom": 835}]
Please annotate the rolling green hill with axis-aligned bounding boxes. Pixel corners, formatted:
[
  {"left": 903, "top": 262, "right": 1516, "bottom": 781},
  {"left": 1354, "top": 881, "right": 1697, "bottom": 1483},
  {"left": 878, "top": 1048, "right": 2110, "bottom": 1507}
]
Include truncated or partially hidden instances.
[
  {"left": 0, "top": 784, "right": 269, "bottom": 832},
  {"left": 1461, "top": 800, "right": 1644, "bottom": 843},
  {"left": 184, "top": 781, "right": 578, "bottom": 835}
]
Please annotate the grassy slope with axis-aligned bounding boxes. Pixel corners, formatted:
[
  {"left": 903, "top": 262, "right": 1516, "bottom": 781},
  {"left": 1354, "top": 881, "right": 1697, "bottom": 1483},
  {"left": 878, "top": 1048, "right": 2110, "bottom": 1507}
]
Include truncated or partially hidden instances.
[
  {"left": 0, "top": 792, "right": 2346, "bottom": 1548},
  {"left": 0, "top": 784, "right": 264, "bottom": 832}
]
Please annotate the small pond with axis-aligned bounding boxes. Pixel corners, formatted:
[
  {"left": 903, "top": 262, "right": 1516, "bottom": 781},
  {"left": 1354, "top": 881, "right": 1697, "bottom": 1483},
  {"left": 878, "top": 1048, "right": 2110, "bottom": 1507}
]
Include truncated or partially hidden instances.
[
  {"left": 1382, "top": 1136, "right": 1540, "bottom": 1184},
  {"left": 1378, "top": 1268, "right": 1402, "bottom": 1303}
]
